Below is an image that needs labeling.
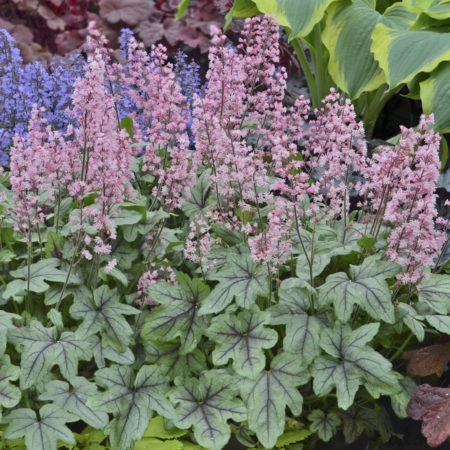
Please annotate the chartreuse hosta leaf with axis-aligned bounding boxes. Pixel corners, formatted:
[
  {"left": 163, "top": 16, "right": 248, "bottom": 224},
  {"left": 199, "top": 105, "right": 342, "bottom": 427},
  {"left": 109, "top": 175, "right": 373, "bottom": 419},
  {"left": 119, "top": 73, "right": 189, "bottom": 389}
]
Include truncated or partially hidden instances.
[
  {"left": 143, "top": 340, "right": 207, "bottom": 379},
  {"left": 308, "top": 409, "right": 341, "bottom": 442},
  {"left": 4, "top": 258, "right": 80, "bottom": 298},
  {"left": 421, "top": 61, "right": 450, "bottom": 133},
  {"left": 240, "top": 352, "right": 310, "bottom": 448},
  {"left": 8, "top": 320, "right": 91, "bottom": 389},
  {"left": 318, "top": 255, "right": 400, "bottom": 323},
  {"left": 39, "top": 377, "right": 109, "bottom": 429},
  {"left": 141, "top": 274, "right": 210, "bottom": 354},
  {"left": 268, "top": 278, "right": 321, "bottom": 364},
  {"left": 88, "top": 365, "right": 174, "bottom": 450},
  {"left": 199, "top": 253, "right": 269, "bottom": 315},
  {"left": 417, "top": 273, "right": 450, "bottom": 314},
  {"left": 371, "top": 23, "right": 450, "bottom": 88},
  {"left": 0, "top": 355, "right": 21, "bottom": 414},
  {"left": 3, "top": 405, "right": 78, "bottom": 450},
  {"left": 252, "top": 0, "right": 335, "bottom": 38},
  {"left": 69, "top": 284, "right": 139, "bottom": 352},
  {"left": 170, "top": 371, "right": 246, "bottom": 450},
  {"left": 207, "top": 305, "right": 278, "bottom": 378},
  {"left": 311, "top": 323, "right": 400, "bottom": 409}
]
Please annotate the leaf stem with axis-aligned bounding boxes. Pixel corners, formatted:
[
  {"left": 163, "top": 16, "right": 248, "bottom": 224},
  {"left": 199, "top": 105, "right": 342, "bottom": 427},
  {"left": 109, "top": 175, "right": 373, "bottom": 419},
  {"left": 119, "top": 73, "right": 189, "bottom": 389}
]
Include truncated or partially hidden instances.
[{"left": 389, "top": 332, "right": 413, "bottom": 362}]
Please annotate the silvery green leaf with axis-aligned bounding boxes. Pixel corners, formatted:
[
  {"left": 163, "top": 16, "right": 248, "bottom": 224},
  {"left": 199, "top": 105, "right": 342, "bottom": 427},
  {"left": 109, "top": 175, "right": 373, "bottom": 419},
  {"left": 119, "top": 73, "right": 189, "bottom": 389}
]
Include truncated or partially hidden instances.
[
  {"left": 3, "top": 405, "right": 77, "bottom": 450},
  {"left": 112, "top": 208, "right": 142, "bottom": 226},
  {"left": 0, "top": 310, "right": 20, "bottom": 355},
  {"left": 8, "top": 320, "right": 91, "bottom": 389},
  {"left": 208, "top": 306, "right": 278, "bottom": 378},
  {"left": 390, "top": 376, "right": 416, "bottom": 419},
  {"left": 240, "top": 352, "right": 309, "bottom": 448},
  {"left": 424, "top": 315, "right": 450, "bottom": 334},
  {"left": 418, "top": 274, "right": 450, "bottom": 314},
  {"left": 170, "top": 371, "right": 246, "bottom": 450},
  {"left": 69, "top": 285, "right": 139, "bottom": 352},
  {"left": 141, "top": 274, "right": 210, "bottom": 354},
  {"left": 267, "top": 278, "right": 321, "bottom": 364},
  {"left": 181, "top": 170, "right": 212, "bottom": 218},
  {"left": 311, "top": 323, "right": 400, "bottom": 410},
  {"left": 395, "top": 303, "right": 425, "bottom": 342},
  {"left": 122, "top": 209, "right": 169, "bottom": 242},
  {"left": 318, "top": 256, "right": 398, "bottom": 323},
  {"left": 88, "top": 334, "right": 134, "bottom": 369},
  {"left": 199, "top": 253, "right": 268, "bottom": 315},
  {"left": 39, "top": 377, "right": 108, "bottom": 429},
  {"left": 143, "top": 340, "right": 207, "bottom": 379},
  {"left": 112, "top": 242, "right": 139, "bottom": 270},
  {"left": 0, "top": 355, "right": 21, "bottom": 410},
  {"left": 308, "top": 409, "right": 341, "bottom": 442},
  {"left": 88, "top": 365, "right": 174, "bottom": 450}
]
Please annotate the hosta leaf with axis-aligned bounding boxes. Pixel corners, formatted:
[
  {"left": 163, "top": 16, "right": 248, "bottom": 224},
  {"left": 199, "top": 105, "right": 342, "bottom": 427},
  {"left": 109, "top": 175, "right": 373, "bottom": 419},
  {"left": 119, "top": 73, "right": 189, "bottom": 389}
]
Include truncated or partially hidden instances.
[
  {"left": 268, "top": 278, "right": 321, "bottom": 364},
  {"left": 231, "top": 0, "right": 260, "bottom": 17},
  {"left": 371, "top": 24, "right": 450, "bottom": 87},
  {"left": 0, "top": 310, "right": 20, "bottom": 355},
  {"left": 0, "top": 355, "right": 21, "bottom": 410},
  {"left": 9, "top": 258, "right": 80, "bottom": 294},
  {"left": 240, "top": 352, "right": 309, "bottom": 448},
  {"left": 39, "top": 377, "right": 109, "bottom": 429},
  {"left": 318, "top": 256, "right": 398, "bottom": 323},
  {"left": 308, "top": 410, "right": 341, "bottom": 442},
  {"left": 420, "top": 61, "right": 450, "bottom": 133},
  {"left": 69, "top": 285, "right": 139, "bottom": 352},
  {"left": 141, "top": 274, "right": 210, "bottom": 354},
  {"left": 323, "top": 0, "right": 386, "bottom": 98},
  {"left": 208, "top": 306, "right": 278, "bottom": 378},
  {"left": 252, "top": 0, "right": 334, "bottom": 38},
  {"left": 3, "top": 405, "right": 77, "bottom": 450},
  {"left": 8, "top": 320, "right": 91, "bottom": 389},
  {"left": 199, "top": 253, "right": 268, "bottom": 315},
  {"left": 181, "top": 171, "right": 212, "bottom": 218},
  {"left": 143, "top": 340, "right": 207, "bottom": 379},
  {"left": 88, "top": 334, "right": 135, "bottom": 369},
  {"left": 88, "top": 365, "right": 174, "bottom": 450},
  {"left": 418, "top": 273, "right": 450, "bottom": 314},
  {"left": 170, "top": 371, "right": 246, "bottom": 450},
  {"left": 311, "top": 323, "right": 400, "bottom": 409}
]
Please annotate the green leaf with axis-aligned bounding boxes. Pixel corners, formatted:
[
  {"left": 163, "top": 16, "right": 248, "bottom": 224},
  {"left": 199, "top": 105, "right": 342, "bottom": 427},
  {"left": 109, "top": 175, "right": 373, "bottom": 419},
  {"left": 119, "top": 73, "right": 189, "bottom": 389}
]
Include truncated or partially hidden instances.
[
  {"left": 395, "top": 303, "right": 425, "bottom": 342},
  {"left": 175, "top": 0, "right": 191, "bottom": 19},
  {"left": 39, "top": 377, "right": 109, "bottom": 429},
  {"left": 0, "top": 355, "right": 21, "bottom": 410},
  {"left": 311, "top": 323, "right": 400, "bottom": 409},
  {"left": 69, "top": 285, "right": 139, "bottom": 352},
  {"left": 420, "top": 61, "right": 450, "bottom": 133},
  {"left": 0, "top": 310, "right": 20, "bottom": 355},
  {"left": 120, "top": 116, "right": 134, "bottom": 137},
  {"left": 199, "top": 253, "right": 268, "bottom": 315},
  {"left": 88, "top": 365, "right": 174, "bottom": 450},
  {"left": 267, "top": 278, "right": 321, "bottom": 364},
  {"left": 135, "top": 438, "right": 184, "bottom": 450},
  {"left": 323, "top": 0, "right": 386, "bottom": 98},
  {"left": 9, "top": 258, "right": 80, "bottom": 294},
  {"left": 44, "top": 232, "right": 64, "bottom": 259},
  {"left": 170, "top": 371, "right": 246, "bottom": 450},
  {"left": 208, "top": 306, "right": 278, "bottom": 378},
  {"left": 8, "top": 321, "right": 91, "bottom": 389},
  {"left": 3, "top": 405, "right": 77, "bottom": 450},
  {"left": 143, "top": 340, "right": 206, "bottom": 379},
  {"left": 318, "top": 256, "right": 398, "bottom": 323},
  {"left": 142, "top": 416, "right": 188, "bottom": 439},
  {"left": 88, "top": 334, "right": 135, "bottom": 369},
  {"left": 425, "top": 315, "right": 450, "bottom": 333},
  {"left": 390, "top": 375, "right": 416, "bottom": 419},
  {"left": 112, "top": 208, "right": 142, "bottom": 226},
  {"left": 0, "top": 249, "right": 15, "bottom": 263},
  {"left": 122, "top": 209, "right": 169, "bottom": 242},
  {"left": 141, "top": 274, "right": 210, "bottom": 354},
  {"left": 308, "top": 410, "right": 341, "bottom": 442},
  {"left": 275, "top": 429, "right": 312, "bottom": 447},
  {"left": 371, "top": 24, "right": 450, "bottom": 87},
  {"left": 113, "top": 242, "right": 139, "bottom": 270},
  {"left": 252, "top": 0, "right": 335, "bottom": 38},
  {"left": 240, "top": 352, "right": 309, "bottom": 448},
  {"left": 181, "top": 171, "right": 212, "bottom": 218},
  {"left": 418, "top": 273, "right": 450, "bottom": 314},
  {"left": 231, "top": 0, "right": 260, "bottom": 17}
]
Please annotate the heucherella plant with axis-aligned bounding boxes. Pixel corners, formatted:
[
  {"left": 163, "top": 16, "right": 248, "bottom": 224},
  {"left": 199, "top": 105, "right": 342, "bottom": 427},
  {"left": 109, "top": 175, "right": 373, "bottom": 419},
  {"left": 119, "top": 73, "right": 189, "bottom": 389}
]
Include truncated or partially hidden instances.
[{"left": 0, "top": 15, "right": 449, "bottom": 450}]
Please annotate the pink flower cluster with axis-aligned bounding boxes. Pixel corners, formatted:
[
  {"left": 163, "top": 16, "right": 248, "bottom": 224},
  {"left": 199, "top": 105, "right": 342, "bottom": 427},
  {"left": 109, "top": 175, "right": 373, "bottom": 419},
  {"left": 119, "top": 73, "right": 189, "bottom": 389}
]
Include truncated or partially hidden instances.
[
  {"left": 185, "top": 216, "right": 218, "bottom": 271},
  {"left": 138, "top": 261, "right": 176, "bottom": 306}
]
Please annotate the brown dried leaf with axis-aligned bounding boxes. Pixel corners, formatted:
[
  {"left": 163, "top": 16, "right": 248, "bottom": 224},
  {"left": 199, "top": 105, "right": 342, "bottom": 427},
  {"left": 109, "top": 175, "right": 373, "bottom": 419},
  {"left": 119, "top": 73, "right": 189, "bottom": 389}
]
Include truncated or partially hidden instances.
[
  {"left": 402, "top": 343, "right": 450, "bottom": 377},
  {"left": 99, "top": 0, "right": 155, "bottom": 26},
  {"left": 407, "top": 384, "right": 450, "bottom": 447}
]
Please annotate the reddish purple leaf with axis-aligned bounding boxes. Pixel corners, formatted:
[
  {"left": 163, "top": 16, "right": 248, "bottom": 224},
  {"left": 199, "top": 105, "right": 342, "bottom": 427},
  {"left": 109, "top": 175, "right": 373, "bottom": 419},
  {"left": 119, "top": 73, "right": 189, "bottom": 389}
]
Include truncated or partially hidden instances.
[{"left": 99, "top": 0, "right": 155, "bottom": 26}]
